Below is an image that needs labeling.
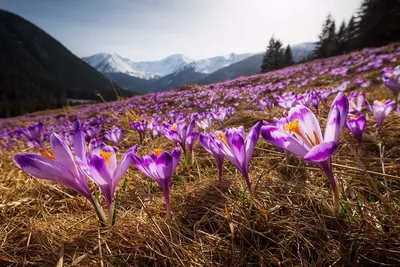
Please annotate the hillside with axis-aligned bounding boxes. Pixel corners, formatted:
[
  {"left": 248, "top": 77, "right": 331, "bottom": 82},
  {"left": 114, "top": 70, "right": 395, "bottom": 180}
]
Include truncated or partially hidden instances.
[
  {"left": 1, "top": 43, "right": 400, "bottom": 266},
  {"left": 0, "top": 10, "right": 132, "bottom": 118}
]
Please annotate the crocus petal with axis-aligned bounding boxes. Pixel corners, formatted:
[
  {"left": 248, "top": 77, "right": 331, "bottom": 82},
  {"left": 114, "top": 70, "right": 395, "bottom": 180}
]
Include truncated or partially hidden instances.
[
  {"left": 288, "top": 105, "right": 323, "bottom": 149},
  {"left": 244, "top": 121, "right": 261, "bottom": 168},
  {"left": 111, "top": 148, "right": 134, "bottom": 190},
  {"left": 199, "top": 133, "right": 212, "bottom": 154},
  {"left": 132, "top": 155, "right": 152, "bottom": 178},
  {"left": 73, "top": 120, "right": 87, "bottom": 162},
  {"left": 50, "top": 133, "right": 80, "bottom": 178},
  {"left": 324, "top": 106, "right": 341, "bottom": 142},
  {"left": 304, "top": 141, "right": 339, "bottom": 162},
  {"left": 156, "top": 152, "right": 173, "bottom": 186},
  {"left": 14, "top": 154, "right": 91, "bottom": 199},
  {"left": 171, "top": 147, "right": 181, "bottom": 171},
  {"left": 227, "top": 131, "right": 245, "bottom": 170},
  {"left": 329, "top": 92, "right": 349, "bottom": 131},
  {"left": 90, "top": 155, "right": 113, "bottom": 205},
  {"left": 261, "top": 125, "right": 308, "bottom": 158}
]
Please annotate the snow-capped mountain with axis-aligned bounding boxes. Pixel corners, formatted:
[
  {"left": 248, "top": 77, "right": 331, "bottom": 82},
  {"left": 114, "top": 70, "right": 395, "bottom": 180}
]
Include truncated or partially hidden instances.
[
  {"left": 81, "top": 53, "right": 158, "bottom": 79},
  {"left": 181, "top": 53, "right": 254, "bottom": 73},
  {"left": 82, "top": 53, "right": 195, "bottom": 79},
  {"left": 82, "top": 52, "right": 253, "bottom": 79}
]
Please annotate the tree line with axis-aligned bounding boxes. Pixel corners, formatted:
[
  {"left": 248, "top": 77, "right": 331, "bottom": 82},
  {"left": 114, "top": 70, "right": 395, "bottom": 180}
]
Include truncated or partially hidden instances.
[{"left": 261, "top": 0, "right": 400, "bottom": 73}]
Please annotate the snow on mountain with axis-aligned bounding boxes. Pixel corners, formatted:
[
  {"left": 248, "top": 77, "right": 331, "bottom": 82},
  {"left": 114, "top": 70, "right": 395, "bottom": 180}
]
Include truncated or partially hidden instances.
[
  {"left": 82, "top": 43, "right": 314, "bottom": 80},
  {"left": 82, "top": 53, "right": 158, "bottom": 79},
  {"left": 182, "top": 53, "right": 254, "bottom": 73},
  {"left": 130, "top": 54, "right": 194, "bottom": 77},
  {"left": 83, "top": 52, "right": 253, "bottom": 79}
]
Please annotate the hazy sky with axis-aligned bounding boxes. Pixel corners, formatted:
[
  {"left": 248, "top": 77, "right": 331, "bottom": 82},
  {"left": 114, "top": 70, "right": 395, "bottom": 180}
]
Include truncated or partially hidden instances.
[{"left": 1, "top": 0, "right": 362, "bottom": 61}]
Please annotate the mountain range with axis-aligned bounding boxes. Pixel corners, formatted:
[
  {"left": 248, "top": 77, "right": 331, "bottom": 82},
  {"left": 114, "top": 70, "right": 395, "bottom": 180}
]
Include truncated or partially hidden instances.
[{"left": 83, "top": 43, "right": 316, "bottom": 93}]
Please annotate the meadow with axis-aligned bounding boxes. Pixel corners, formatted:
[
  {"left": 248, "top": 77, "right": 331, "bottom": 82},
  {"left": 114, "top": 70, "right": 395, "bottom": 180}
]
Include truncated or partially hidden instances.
[{"left": 1, "top": 43, "right": 400, "bottom": 266}]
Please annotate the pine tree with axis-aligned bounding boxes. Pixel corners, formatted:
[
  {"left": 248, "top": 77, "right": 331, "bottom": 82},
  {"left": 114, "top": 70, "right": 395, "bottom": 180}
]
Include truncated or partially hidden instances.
[
  {"left": 344, "top": 16, "right": 358, "bottom": 51},
  {"left": 357, "top": 0, "right": 400, "bottom": 48},
  {"left": 313, "top": 14, "right": 338, "bottom": 58},
  {"left": 336, "top": 20, "right": 347, "bottom": 54},
  {"left": 283, "top": 45, "right": 294, "bottom": 66},
  {"left": 261, "top": 36, "right": 284, "bottom": 73}
]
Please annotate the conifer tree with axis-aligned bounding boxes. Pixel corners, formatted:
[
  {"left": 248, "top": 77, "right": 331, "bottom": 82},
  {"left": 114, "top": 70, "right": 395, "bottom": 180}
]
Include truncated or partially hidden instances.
[
  {"left": 344, "top": 16, "right": 358, "bottom": 51},
  {"left": 313, "top": 14, "right": 338, "bottom": 58},
  {"left": 283, "top": 45, "right": 294, "bottom": 66},
  {"left": 261, "top": 36, "right": 284, "bottom": 73},
  {"left": 336, "top": 21, "right": 346, "bottom": 54},
  {"left": 357, "top": 0, "right": 400, "bottom": 48}
]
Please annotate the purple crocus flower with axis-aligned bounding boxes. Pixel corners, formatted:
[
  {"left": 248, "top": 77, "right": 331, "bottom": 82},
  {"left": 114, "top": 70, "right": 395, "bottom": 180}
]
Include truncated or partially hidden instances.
[
  {"left": 199, "top": 132, "right": 225, "bottom": 182},
  {"left": 78, "top": 143, "right": 137, "bottom": 225},
  {"left": 186, "top": 131, "right": 199, "bottom": 160},
  {"left": 382, "top": 65, "right": 400, "bottom": 100},
  {"left": 164, "top": 119, "right": 195, "bottom": 156},
  {"left": 216, "top": 122, "right": 261, "bottom": 199},
  {"left": 345, "top": 114, "right": 366, "bottom": 152},
  {"left": 104, "top": 125, "right": 124, "bottom": 147},
  {"left": 258, "top": 97, "right": 273, "bottom": 111},
  {"left": 132, "top": 147, "right": 180, "bottom": 220},
  {"left": 348, "top": 92, "right": 365, "bottom": 115},
  {"left": 261, "top": 92, "right": 349, "bottom": 213},
  {"left": 212, "top": 107, "right": 228, "bottom": 127},
  {"left": 149, "top": 122, "right": 162, "bottom": 139},
  {"left": 85, "top": 124, "right": 102, "bottom": 141},
  {"left": 13, "top": 133, "right": 100, "bottom": 218},
  {"left": 397, "top": 105, "right": 400, "bottom": 115},
  {"left": 20, "top": 122, "right": 44, "bottom": 148},
  {"left": 130, "top": 119, "right": 148, "bottom": 144},
  {"left": 275, "top": 92, "right": 297, "bottom": 110},
  {"left": 365, "top": 99, "right": 395, "bottom": 133},
  {"left": 196, "top": 117, "right": 213, "bottom": 132},
  {"left": 316, "top": 89, "right": 331, "bottom": 105}
]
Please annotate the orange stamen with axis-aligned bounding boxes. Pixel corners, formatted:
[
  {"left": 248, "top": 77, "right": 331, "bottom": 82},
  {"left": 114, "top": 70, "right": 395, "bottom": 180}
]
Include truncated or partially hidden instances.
[
  {"left": 379, "top": 99, "right": 387, "bottom": 104},
  {"left": 154, "top": 148, "right": 163, "bottom": 157},
  {"left": 216, "top": 133, "right": 228, "bottom": 146},
  {"left": 171, "top": 125, "right": 177, "bottom": 131},
  {"left": 285, "top": 120, "right": 320, "bottom": 147},
  {"left": 344, "top": 92, "right": 349, "bottom": 97},
  {"left": 41, "top": 150, "right": 56, "bottom": 160},
  {"left": 100, "top": 150, "right": 112, "bottom": 166},
  {"left": 313, "top": 130, "right": 321, "bottom": 145}
]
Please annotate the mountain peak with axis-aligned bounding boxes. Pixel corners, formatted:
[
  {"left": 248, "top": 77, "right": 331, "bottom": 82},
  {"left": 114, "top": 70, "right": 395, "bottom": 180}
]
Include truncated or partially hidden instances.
[{"left": 161, "top": 54, "right": 194, "bottom": 64}]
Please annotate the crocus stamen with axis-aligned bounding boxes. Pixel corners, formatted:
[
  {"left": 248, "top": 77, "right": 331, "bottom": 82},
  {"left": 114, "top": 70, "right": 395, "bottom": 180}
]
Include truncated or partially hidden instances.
[
  {"left": 171, "top": 125, "right": 177, "bottom": 131},
  {"left": 100, "top": 150, "right": 112, "bottom": 166},
  {"left": 313, "top": 130, "right": 321, "bottom": 145},
  {"left": 380, "top": 99, "right": 387, "bottom": 104},
  {"left": 216, "top": 133, "right": 228, "bottom": 146},
  {"left": 285, "top": 119, "right": 307, "bottom": 140},
  {"left": 41, "top": 150, "right": 56, "bottom": 160},
  {"left": 154, "top": 148, "right": 163, "bottom": 157}
]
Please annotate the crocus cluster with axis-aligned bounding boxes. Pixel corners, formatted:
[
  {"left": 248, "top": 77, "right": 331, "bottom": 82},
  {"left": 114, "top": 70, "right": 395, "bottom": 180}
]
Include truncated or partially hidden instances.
[{"left": 14, "top": 120, "right": 136, "bottom": 225}]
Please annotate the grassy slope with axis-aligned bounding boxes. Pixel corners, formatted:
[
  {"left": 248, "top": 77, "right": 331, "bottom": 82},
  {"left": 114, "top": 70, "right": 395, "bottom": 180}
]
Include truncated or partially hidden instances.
[{"left": 0, "top": 44, "right": 400, "bottom": 266}]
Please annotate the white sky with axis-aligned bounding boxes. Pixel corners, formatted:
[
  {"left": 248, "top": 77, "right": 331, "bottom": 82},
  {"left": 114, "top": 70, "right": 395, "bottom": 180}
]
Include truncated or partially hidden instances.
[{"left": 2, "top": 0, "right": 362, "bottom": 61}]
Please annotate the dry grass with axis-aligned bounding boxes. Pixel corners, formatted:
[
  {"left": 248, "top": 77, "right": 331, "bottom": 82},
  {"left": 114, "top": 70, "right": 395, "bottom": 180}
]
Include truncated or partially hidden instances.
[{"left": 1, "top": 64, "right": 400, "bottom": 266}]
